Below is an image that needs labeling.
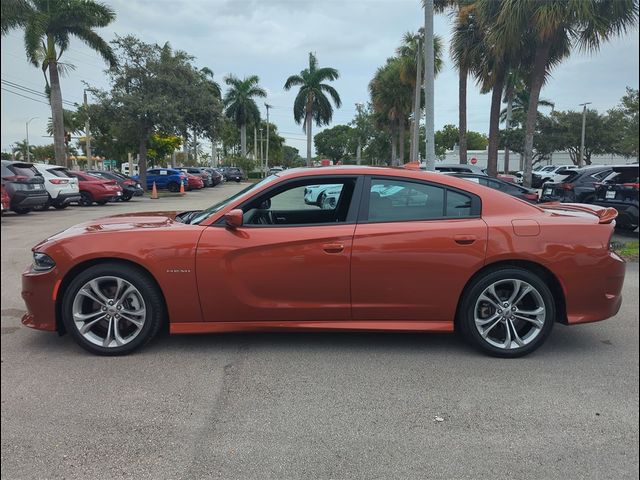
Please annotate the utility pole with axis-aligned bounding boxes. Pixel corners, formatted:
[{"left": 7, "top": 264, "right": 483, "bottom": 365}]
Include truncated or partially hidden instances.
[
  {"left": 265, "top": 103, "right": 272, "bottom": 173},
  {"left": 254, "top": 126, "right": 258, "bottom": 170},
  {"left": 355, "top": 103, "right": 363, "bottom": 165},
  {"left": 260, "top": 128, "right": 265, "bottom": 176},
  {"left": 84, "top": 89, "right": 92, "bottom": 169},
  {"left": 578, "top": 102, "right": 591, "bottom": 167},
  {"left": 423, "top": 0, "right": 436, "bottom": 171},
  {"left": 26, "top": 117, "right": 38, "bottom": 162}
]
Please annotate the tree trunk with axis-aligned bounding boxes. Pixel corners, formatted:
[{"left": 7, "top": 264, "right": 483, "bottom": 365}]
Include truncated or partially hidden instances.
[
  {"left": 48, "top": 57, "right": 67, "bottom": 167},
  {"left": 240, "top": 123, "right": 247, "bottom": 158},
  {"left": 356, "top": 139, "right": 362, "bottom": 165},
  {"left": 139, "top": 134, "right": 148, "bottom": 192},
  {"left": 411, "top": 40, "right": 423, "bottom": 162},
  {"left": 487, "top": 74, "right": 504, "bottom": 178},
  {"left": 458, "top": 66, "right": 468, "bottom": 164},
  {"left": 504, "top": 81, "right": 515, "bottom": 174},
  {"left": 211, "top": 135, "right": 217, "bottom": 168},
  {"left": 398, "top": 119, "right": 406, "bottom": 166},
  {"left": 390, "top": 126, "right": 398, "bottom": 166},
  {"left": 306, "top": 112, "right": 313, "bottom": 167},
  {"left": 523, "top": 40, "right": 552, "bottom": 188}
]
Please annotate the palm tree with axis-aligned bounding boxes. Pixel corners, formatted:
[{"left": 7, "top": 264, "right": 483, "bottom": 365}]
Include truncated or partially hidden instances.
[
  {"left": 284, "top": 52, "right": 342, "bottom": 166},
  {"left": 397, "top": 30, "right": 443, "bottom": 162},
  {"left": 2, "top": 0, "right": 117, "bottom": 167},
  {"left": 448, "top": 3, "right": 485, "bottom": 165},
  {"left": 499, "top": 85, "right": 554, "bottom": 125},
  {"left": 369, "top": 58, "right": 413, "bottom": 166},
  {"left": 484, "top": 0, "right": 638, "bottom": 186},
  {"left": 223, "top": 75, "right": 266, "bottom": 158}
]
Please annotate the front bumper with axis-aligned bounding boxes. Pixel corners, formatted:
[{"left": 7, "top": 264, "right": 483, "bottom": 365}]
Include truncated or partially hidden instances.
[{"left": 21, "top": 265, "right": 60, "bottom": 332}]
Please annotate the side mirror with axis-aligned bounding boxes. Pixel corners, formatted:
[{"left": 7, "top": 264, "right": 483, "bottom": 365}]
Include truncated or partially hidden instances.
[{"left": 224, "top": 209, "right": 243, "bottom": 229}]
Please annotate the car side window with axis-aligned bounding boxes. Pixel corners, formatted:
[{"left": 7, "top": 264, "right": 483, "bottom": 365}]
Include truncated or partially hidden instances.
[
  {"left": 366, "top": 178, "right": 476, "bottom": 222},
  {"left": 240, "top": 178, "right": 357, "bottom": 226}
]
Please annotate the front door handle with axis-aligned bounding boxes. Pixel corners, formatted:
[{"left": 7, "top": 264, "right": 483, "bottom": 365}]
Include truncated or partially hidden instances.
[
  {"left": 323, "top": 243, "right": 345, "bottom": 253},
  {"left": 454, "top": 234, "right": 476, "bottom": 245}
]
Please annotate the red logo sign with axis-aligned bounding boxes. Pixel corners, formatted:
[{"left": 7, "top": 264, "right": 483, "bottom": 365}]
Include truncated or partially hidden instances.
[{"left": 470, "top": 157, "right": 478, "bottom": 165}]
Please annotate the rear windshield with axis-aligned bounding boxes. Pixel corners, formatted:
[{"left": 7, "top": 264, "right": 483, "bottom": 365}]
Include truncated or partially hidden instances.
[
  {"left": 8, "top": 164, "right": 38, "bottom": 177},
  {"left": 604, "top": 168, "right": 639, "bottom": 184},
  {"left": 47, "top": 168, "right": 71, "bottom": 178}
]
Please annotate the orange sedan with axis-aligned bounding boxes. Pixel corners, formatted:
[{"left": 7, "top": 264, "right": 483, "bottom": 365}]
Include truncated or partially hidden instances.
[{"left": 21, "top": 167, "right": 626, "bottom": 357}]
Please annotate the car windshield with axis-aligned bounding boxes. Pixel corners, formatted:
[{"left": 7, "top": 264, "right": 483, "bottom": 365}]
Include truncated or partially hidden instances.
[{"left": 190, "top": 176, "right": 277, "bottom": 224}]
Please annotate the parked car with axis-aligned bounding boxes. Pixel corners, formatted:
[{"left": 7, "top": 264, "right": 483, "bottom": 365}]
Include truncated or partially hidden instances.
[
  {"left": 67, "top": 171, "right": 123, "bottom": 206},
  {"left": 531, "top": 165, "right": 581, "bottom": 188},
  {"left": 268, "top": 166, "right": 284, "bottom": 175},
  {"left": 0, "top": 160, "right": 48, "bottom": 214},
  {"left": 135, "top": 168, "right": 188, "bottom": 192},
  {"left": 33, "top": 163, "right": 81, "bottom": 209},
  {"left": 87, "top": 170, "right": 143, "bottom": 201},
  {"left": 1, "top": 184, "right": 10, "bottom": 213},
  {"left": 204, "top": 168, "right": 224, "bottom": 186},
  {"left": 22, "top": 166, "right": 624, "bottom": 357},
  {"left": 185, "top": 173, "right": 204, "bottom": 190},
  {"left": 432, "top": 163, "right": 488, "bottom": 175},
  {"left": 179, "top": 167, "right": 213, "bottom": 187},
  {"left": 592, "top": 165, "right": 639, "bottom": 231},
  {"left": 304, "top": 183, "right": 342, "bottom": 205},
  {"left": 445, "top": 173, "right": 539, "bottom": 203},
  {"left": 220, "top": 166, "right": 245, "bottom": 182},
  {"left": 538, "top": 166, "right": 614, "bottom": 203}
]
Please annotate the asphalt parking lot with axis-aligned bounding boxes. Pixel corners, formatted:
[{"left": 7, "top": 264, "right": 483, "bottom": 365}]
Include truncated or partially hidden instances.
[{"left": 1, "top": 184, "right": 638, "bottom": 480}]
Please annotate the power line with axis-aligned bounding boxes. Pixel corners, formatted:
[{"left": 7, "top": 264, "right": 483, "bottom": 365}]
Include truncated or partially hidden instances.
[
  {"left": 1, "top": 87, "right": 50, "bottom": 105},
  {"left": 2, "top": 78, "right": 77, "bottom": 107}
]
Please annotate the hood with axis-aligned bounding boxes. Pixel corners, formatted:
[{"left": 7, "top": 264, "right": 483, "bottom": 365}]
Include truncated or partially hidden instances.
[{"left": 36, "top": 211, "right": 186, "bottom": 247}]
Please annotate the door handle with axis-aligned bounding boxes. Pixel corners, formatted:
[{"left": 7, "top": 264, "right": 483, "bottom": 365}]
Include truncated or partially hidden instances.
[
  {"left": 454, "top": 234, "right": 476, "bottom": 245},
  {"left": 322, "top": 243, "right": 345, "bottom": 253}
]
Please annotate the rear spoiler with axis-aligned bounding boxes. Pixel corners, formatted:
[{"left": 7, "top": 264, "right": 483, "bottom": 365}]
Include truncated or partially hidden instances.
[{"left": 538, "top": 202, "right": 618, "bottom": 224}]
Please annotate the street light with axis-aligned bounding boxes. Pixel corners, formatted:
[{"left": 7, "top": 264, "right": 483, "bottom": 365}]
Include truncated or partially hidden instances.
[
  {"left": 578, "top": 102, "right": 592, "bottom": 167},
  {"left": 25, "top": 116, "right": 39, "bottom": 162}
]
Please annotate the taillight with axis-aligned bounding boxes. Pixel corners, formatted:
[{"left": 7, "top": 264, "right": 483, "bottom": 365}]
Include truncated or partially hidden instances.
[
  {"left": 622, "top": 183, "right": 639, "bottom": 189},
  {"left": 562, "top": 183, "right": 574, "bottom": 190},
  {"left": 48, "top": 179, "right": 69, "bottom": 184},
  {"left": 524, "top": 193, "right": 539, "bottom": 201}
]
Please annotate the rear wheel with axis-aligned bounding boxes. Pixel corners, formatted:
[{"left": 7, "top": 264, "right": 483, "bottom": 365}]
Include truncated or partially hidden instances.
[
  {"left": 80, "top": 191, "right": 93, "bottom": 206},
  {"left": 61, "top": 263, "right": 165, "bottom": 355},
  {"left": 458, "top": 267, "right": 555, "bottom": 358},
  {"left": 53, "top": 204, "right": 68, "bottom": 210},
  {"left": 167, "top": 182, "right": 179, "bottom": 193},
  {"left": 12, "top": 207, "right": 31, "bottom": 214},
  {"left": 122, "top": 194, "right": 132, "bottom": 202}
]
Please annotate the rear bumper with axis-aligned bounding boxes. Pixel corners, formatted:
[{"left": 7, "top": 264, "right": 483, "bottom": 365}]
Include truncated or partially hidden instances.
[
  {"left": 11, "top": 191, "right": 49, "bottom": 208},
  {"left": 564, "top": 251, "right": 626, "bottom": 325},
  {"left": 51, "top": 192, "right": 81, "bottom": 206},
  {"left": 21, "top": 265, "right": 59, "bottom": 332}
]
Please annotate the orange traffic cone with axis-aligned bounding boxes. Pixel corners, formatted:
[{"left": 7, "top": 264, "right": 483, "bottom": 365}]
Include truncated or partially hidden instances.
[
  {"left": 150, "top": 181, "right": 158, "bottom": 199},
  {"left": 179, "top": 179, "right": 186, "bottom": 196}
]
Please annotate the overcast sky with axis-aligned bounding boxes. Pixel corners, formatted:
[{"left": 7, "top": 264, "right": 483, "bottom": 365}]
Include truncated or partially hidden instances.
[{"left": 1, "top": 0, "right": 638, "bottom": 156}]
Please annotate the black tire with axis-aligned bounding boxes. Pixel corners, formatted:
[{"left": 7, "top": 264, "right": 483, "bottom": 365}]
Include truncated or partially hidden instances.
[
  {"left": 80, "top": 191, "right": 93, "bottom": 206},
  {"left": 96, "top": 200, "right": 108, "bottom": 205},
  {"left": 122, "top": 195, "right": 132, "bottom": 202},
  {"left": 458, "top": 267, "right": 555, "bottom": 358},
  {"left": 167, "top": 182, "right": 179, "bottom": 193},
  {"left": 12, "top": 207, "right": 31, "bottom": 214},
  {"left": 53, "top": 204, "right": 68, "bottom": 210},
  {"left": 61, "top": 263, "right": 165, "bottom": 356}
]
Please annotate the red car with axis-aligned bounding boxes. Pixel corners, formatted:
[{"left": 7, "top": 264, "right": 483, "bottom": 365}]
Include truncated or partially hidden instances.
[
  {"left": 1, "top": 184, "right": 10, "bottom": 213},
  {"left": 21, "top": 166, "right": 625, "bottom": 356},
  {"left": 68, "top": 171, "right": 123, "bottom": 206},
  {"left": 185, "top": 173, "right": 204, "bottom": 190}
]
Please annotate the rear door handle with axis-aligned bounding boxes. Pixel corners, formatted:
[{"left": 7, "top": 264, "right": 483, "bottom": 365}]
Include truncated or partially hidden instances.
[
  {"left": 322, "top": 243, "right": 345, "bottom": 253},
  {"left": 454, "top": 234, "right": 476, "bottom": 245}
]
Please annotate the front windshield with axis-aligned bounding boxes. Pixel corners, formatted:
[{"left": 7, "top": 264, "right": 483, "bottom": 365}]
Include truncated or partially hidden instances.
[{"left": 190, "top": 175, "right": 277, "bottom": 224}]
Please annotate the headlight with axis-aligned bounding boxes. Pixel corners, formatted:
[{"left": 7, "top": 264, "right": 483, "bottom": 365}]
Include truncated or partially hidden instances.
[{"left": 32, "top": 252, "right": 56, "bottom": 271}]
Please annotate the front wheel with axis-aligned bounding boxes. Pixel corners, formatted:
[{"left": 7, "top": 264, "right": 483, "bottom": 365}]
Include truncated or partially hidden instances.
[
  {"left": 167, "top": 182, "right": 179, "bottom": 193},
  {"left": 458, "top": 267, "right": 555, "bottom": 358},
  {"left": 61, "top": 263, "right": 165, "bottom": 355},
  {"left": 12, "top": 207, "right": 31, "bottom": 214}
]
